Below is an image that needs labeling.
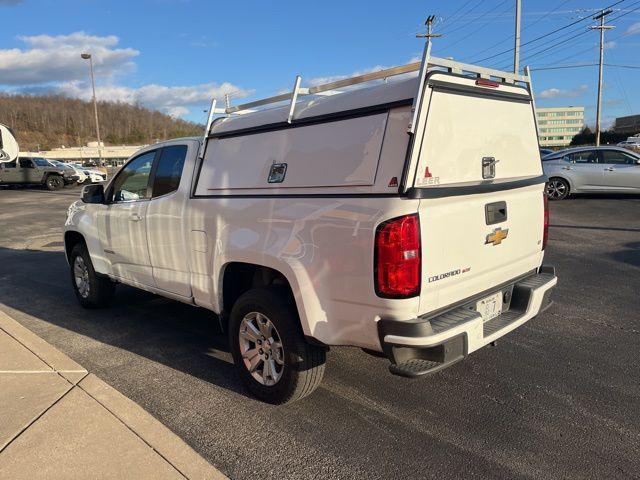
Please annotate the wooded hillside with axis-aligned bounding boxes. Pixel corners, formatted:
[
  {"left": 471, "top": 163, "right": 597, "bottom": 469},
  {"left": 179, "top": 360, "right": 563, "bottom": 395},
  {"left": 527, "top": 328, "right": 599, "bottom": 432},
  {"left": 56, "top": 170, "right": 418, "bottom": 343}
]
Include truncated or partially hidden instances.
[{"left": 0, "top": 94, "right": 203, "bottom": 151}]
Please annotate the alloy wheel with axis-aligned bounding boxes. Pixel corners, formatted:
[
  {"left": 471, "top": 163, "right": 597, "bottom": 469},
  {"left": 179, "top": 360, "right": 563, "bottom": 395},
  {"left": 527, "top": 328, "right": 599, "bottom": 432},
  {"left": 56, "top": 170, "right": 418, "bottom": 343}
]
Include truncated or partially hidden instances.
[
  {"left": 546, "top": 179, "right": 568, "bottom": 199},
  {"left": 73, "top": 256, "right": 90, "bottom": 298},
  {"left": 238, "top": 312, "right": 285, "bottom": 386}
]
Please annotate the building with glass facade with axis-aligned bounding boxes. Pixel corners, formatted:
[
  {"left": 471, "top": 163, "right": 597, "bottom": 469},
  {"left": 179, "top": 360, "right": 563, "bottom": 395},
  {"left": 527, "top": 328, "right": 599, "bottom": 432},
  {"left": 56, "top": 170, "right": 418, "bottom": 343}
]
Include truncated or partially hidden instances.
[{"left": 536, "top": 106, "right": 584, "bottom": 148}]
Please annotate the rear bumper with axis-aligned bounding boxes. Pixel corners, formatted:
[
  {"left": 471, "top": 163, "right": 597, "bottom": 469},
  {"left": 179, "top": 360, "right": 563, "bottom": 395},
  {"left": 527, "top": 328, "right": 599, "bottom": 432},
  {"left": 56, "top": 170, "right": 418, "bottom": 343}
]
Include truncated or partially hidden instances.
[{"left": 377, "top": 265, "right": 557, "bottom": 377}]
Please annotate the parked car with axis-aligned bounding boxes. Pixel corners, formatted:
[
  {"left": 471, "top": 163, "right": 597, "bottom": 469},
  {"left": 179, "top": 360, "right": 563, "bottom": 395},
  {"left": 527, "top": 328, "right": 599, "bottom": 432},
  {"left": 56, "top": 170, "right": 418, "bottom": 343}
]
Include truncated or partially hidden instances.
[
  {"left": 543, "top": 146, "right": 640, "bottom": 200},
  {"left": 47, "top": 160, "right": 88, "bottom": 184},
  {"left": 81, "top": 167, "right": 107, "bottom": 183},
  {"left": 0, "top": 156, "right": 77, "bottom": 190},
  {"left": 64, "top": 58, "right": 556, "bottom": 404}
]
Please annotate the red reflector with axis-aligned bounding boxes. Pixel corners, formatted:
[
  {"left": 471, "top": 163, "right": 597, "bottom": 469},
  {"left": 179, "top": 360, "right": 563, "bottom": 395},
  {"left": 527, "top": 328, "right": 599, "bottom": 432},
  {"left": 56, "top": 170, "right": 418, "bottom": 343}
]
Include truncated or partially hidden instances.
[
  {"left": 388, "top": 176, "right": 398, "bottom": 187},
  {"left": 375, "top": 214, "right": 421, "bottom": 298},
  {"left": 542, "top": 194, "right": 549, "bottom": 250},
  {"left": 475, "top": 79, "right": 499, "bottom": 88}
]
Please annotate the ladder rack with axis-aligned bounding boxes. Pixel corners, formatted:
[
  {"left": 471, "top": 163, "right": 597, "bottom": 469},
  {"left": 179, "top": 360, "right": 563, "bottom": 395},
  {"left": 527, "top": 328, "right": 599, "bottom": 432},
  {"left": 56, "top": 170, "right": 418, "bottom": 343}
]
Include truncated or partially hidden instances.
[
  {"left": 199, "top": 36, "right": 534, "bottom": 158},
  {"left": 208, "top": 57, "right": 529, "bottom": 120}
]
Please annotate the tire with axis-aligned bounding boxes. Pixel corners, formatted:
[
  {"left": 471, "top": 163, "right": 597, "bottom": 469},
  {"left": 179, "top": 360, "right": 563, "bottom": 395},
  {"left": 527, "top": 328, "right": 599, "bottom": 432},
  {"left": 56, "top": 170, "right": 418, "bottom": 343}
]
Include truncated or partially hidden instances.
[
  {"left": 69, "top": 243, "right": 115, "bottom": 308},
  {"left": 229, "top": 287, "right": 326, "bottom": 404},
  {"left": 545, "top": 177, "right": 570, "bottom": 200},
  {"left": 45, "top": 174, "right": 64, "bottom": 191}
]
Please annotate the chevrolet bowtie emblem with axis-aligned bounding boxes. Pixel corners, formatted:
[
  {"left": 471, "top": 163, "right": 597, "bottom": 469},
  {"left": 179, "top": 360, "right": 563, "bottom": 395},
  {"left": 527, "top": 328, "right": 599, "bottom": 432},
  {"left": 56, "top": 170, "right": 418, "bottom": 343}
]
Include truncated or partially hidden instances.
[{"left": 485, "top": 227, "right": 509, "bottom": 246}]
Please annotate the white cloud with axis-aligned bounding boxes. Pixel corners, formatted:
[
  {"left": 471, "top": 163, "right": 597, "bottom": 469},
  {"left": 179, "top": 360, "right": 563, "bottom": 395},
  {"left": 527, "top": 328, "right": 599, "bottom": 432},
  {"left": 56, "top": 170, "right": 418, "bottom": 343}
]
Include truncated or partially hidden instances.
[
  {"left": 165, "top": 106, "right": 190, "bottom": 118},
  {"left": 0, "top": 31, "right": 250, "bottom": 118},
  {"left": 626, "top": 22, "right": 640, "bottom": 36},
  {"left": 604, "top": 40, "right": 617, "bottom": 50},
  {"left": 51, "top": 80, "right": 252, "bottom": 118},
  {"left": 538, "top": 84, "right": 588, "bottom": 99},
  {"left": 0, "top": 32, "right": 139, "bottom": 85}
]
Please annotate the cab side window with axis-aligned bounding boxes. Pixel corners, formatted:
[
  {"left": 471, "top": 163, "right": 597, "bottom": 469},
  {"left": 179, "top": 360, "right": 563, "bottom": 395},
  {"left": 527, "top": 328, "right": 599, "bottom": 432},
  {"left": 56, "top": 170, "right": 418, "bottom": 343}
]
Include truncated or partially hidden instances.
[
  {"left": 566, "top": 151, "right": 597, "bottom": 164},
  {"left": 599, "top": 150, "right": 636, "bottom": 165},
  {"left": 19, "top": 158, "right": 34, "bottom": 168},
  {"left": 152, "top": 145, "right": 187, "bottom": 198},
  {"left": 111, "top": 151, "right": 156, "bottom": 202}
]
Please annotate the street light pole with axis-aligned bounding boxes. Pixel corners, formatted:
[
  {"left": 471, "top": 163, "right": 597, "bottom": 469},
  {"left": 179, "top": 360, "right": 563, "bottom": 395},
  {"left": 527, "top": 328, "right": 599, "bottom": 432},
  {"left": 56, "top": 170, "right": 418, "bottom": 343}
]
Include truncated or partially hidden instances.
[
  {"left": 80, "top": 53, "right": 103, "bottom": 166},
  {"left": 590, "top": 9, "right": 614, "bottom": 147},
  {"left": 513, "top": 0, "right": 522, "bottom": 74}
]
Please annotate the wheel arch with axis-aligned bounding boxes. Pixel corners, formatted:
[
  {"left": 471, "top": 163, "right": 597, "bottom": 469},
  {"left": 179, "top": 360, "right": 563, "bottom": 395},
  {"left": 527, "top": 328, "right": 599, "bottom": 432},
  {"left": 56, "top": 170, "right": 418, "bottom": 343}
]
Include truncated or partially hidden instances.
[
  {"left": 219, "top": 261, "right": 315, "bottom": 341},
  {"left": 64, "top": 230, "right": 86, "bottom": 263}
]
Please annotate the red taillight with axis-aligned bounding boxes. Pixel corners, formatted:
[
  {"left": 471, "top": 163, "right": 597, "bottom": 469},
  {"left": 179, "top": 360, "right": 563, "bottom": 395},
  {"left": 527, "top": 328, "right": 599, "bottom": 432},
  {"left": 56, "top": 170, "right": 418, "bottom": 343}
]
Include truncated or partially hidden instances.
[
  {"left": 542, "top": 194, "right": 549, "bottom": 250},
  {"left": 375, "top": 214, "right": 421, "bottom": 298}
]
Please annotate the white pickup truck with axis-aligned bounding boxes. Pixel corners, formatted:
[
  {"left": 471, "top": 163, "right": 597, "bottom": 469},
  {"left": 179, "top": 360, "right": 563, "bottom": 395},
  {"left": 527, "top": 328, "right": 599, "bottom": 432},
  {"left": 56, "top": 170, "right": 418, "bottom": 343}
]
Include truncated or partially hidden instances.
[{"left": 64, "top": 55, "right": 557, "bottom": 404}]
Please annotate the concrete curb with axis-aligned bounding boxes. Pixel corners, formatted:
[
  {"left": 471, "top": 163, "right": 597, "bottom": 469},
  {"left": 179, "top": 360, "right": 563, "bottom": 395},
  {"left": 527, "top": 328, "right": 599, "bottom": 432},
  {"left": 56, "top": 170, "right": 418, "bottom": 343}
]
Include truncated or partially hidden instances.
[
  {"left": 79, "top": 374, "right": 226, "bottom": 480},
  {"left": 0, "top": 308, "right": 227, "bottom": 480},
  {"left": 0, "top": 309, "right": 87, "bottom": 383}
]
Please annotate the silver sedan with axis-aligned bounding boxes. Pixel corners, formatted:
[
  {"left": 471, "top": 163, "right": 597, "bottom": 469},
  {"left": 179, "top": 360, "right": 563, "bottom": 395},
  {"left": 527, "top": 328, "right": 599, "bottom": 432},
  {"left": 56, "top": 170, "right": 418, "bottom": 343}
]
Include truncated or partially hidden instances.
[{"left": 542, "top": 146, "right": 640, "bottom": 200}]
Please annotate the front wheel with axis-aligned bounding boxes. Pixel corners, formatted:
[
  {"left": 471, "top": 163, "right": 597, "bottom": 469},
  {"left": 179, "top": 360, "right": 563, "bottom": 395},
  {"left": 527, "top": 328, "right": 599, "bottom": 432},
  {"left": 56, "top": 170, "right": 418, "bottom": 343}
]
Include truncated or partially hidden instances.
[
  {"left": 545, "top": 177, "right": 570, "bottom": 200},
  {"left": 69, "top": 243, "right": 115, "bottom": 308},
  {"left": 45, "top": 175, "right": 64, "bottom": 190},
  {"left": 229, "top": 287, "right": 326, "bottom": 404}
]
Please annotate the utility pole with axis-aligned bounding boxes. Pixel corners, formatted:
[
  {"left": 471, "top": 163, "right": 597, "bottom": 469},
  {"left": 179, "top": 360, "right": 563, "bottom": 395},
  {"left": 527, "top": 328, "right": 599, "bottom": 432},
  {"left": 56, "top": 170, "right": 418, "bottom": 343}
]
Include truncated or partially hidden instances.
[
  {"left": 417, "top": 14, "right": 443, "bottom": 44},
  {"left": 514, "top": 0, "right": 522, "bottom": 74},
  {"left": 80, "top": 53, "right": 104, "bottom": 166},
  {"left": 590, "top": 9, "right": 614, "bottom": 146},
  {"left": 409, "top": 15, "right": 442, "bottom": 134}
]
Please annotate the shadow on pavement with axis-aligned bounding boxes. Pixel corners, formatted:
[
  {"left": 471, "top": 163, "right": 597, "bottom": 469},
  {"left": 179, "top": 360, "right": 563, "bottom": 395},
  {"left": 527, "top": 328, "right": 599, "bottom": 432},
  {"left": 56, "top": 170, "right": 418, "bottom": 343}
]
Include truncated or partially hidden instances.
[
  {"left": 610, "top": 241, "right": 640, "bottom": 268},
  {"left": 0, "top": 245, "right": 249, "bottom": 398}
]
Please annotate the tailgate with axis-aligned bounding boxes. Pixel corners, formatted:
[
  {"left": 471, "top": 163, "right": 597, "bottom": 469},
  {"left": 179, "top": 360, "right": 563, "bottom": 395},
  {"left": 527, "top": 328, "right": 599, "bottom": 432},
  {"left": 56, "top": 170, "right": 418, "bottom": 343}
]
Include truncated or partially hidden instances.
[{"left": 410, "top": 72, "right": 545, "bottom": 314}]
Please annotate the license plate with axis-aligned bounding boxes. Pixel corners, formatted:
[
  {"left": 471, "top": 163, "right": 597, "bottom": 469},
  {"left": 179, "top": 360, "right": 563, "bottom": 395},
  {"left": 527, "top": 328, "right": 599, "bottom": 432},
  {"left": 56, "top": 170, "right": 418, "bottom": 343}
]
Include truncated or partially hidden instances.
[{"left": 476, "top": 292, "right": 503, "bottom": 322}]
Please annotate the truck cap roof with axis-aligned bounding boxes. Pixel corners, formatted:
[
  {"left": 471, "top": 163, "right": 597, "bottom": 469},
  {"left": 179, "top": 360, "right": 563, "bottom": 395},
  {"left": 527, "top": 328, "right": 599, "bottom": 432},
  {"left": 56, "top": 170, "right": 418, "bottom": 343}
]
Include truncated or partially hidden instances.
[{"left": 209, "top": 76, "right": 419, "bottom": 136}]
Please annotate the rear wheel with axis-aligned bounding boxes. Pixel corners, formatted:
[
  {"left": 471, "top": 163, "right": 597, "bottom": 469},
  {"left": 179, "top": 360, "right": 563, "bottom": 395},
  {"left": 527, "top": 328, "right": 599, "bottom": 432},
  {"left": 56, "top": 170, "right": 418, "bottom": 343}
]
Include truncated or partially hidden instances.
[
  {"left": 546, "top": 177, "right": 570, "bottom": 200},
  {"left": 69, "top": 243, "right": 115, "bottom": 308},
  {"left": 45, "top": 175, "right": 64, "bottom": 190},
  {"left": 229, "top": 287, "right": 326, "bottom": 404}
]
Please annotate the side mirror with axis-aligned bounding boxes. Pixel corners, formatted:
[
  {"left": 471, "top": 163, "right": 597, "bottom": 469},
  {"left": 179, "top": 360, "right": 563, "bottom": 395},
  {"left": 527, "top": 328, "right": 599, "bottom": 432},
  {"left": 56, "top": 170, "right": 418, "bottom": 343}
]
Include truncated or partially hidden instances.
[{"left": 81, "top": 184, "right": 105, "bottom": 204}]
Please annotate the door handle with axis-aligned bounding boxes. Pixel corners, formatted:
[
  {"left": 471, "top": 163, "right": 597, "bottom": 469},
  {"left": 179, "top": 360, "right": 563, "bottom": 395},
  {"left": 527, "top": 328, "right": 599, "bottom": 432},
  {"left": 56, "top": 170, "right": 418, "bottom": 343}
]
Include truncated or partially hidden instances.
[
  {"left": 130, "top": 213, "right": 143, "bottom": 222},
  {"left": 562, "top": 166, "right": 572, "bottom": 170},
  {"left": 604, "top": 167, "right": 615, "bottom": 171}
]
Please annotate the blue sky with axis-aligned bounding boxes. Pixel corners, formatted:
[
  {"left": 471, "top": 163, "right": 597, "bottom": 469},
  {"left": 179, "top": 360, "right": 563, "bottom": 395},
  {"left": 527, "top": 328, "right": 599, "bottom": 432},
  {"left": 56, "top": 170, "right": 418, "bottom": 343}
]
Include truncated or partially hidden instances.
[{"left": 1, "top": 0, "right": 639, "bottom": 127}]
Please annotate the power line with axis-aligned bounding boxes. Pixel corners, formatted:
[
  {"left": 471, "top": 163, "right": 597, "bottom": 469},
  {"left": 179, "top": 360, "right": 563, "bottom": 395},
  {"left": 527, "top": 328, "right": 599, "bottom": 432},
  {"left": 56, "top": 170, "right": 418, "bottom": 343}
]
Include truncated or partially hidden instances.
[
  {"left": 461, "top": 0, "right": 574, "bottom": 62},
  {"left": 530, "top": 63, "right": 598, "bottom": 71},
  {"left": 472, "top": 0, "right": 628, "bottom": 64},
  {"left": 499, "top": 1, "right": 640, "bottom": 71},
  {"left": 438, "top": 0, "right": 503, "bottom": 38},
  {"left": 516, "top": 27, "right": 592, "bottom": 64},
  {"left": 529, "top": 62, "right": 640, "bottom": 71},
  {"left": 439, "top": 0, "right": 513, "bottom": 53},
  {"left": 436, "top": 0, "right": 477, "bottom": 30}
]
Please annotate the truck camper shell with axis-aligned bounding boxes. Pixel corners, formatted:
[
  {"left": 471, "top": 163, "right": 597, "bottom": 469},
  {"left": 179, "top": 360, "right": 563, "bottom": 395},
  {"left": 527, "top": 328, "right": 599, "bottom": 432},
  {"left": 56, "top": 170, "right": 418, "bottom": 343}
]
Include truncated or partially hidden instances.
[{"left": 195, "top": 56, "right": 540, "bottom": 198}]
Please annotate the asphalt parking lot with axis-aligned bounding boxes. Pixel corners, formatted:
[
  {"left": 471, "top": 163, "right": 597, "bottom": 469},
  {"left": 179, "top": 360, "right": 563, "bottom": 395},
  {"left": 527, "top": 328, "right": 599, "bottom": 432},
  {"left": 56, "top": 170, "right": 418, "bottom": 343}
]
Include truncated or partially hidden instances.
[{"left": 0, "top": 185, "right": 638, "bottom": 480}]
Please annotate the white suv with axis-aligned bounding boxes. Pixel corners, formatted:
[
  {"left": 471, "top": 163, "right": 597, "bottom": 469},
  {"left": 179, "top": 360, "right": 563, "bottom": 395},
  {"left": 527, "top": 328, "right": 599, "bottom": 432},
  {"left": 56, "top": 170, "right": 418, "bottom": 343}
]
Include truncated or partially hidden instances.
[{"left": 64, "top": 57, "right": 557, "bottom": 404}]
